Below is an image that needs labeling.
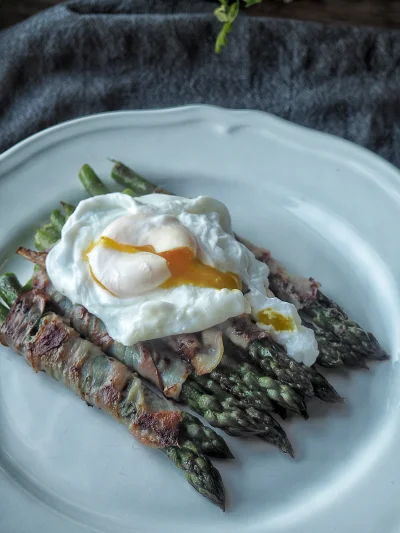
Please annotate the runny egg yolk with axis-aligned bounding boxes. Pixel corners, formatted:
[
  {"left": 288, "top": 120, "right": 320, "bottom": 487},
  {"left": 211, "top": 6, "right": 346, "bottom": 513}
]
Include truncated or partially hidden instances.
[
  {"left": 257, "top": 308, "right": 295, "bottom": 332},
  {"left": 85, "top": 236, "right": 242, "bottom": 292}
]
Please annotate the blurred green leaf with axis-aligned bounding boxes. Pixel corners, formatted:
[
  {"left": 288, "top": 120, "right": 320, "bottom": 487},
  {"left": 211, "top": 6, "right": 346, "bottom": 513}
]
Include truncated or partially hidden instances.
[{"left": 214, "top": 0, "right": 240, "bottom": 53}]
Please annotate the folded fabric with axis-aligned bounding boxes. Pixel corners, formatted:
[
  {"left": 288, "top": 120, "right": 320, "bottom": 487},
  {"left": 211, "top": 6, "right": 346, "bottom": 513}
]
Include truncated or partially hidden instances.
[{"left": 1, "top": 0, "right": 399, "bottom": 166}]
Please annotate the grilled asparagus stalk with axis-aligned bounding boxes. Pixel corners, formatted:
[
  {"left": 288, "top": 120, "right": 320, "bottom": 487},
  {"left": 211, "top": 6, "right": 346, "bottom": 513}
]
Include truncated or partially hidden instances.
[
  {"left": 0, "top": 290, "right": 226, "bottom": 509},
  {"left": 0, "top": 273, "right": 233, "bottom": 461}
]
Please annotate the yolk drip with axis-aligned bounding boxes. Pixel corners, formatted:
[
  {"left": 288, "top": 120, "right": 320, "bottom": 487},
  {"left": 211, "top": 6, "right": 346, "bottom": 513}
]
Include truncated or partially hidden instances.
[
  {"left": 257, "top": 308, "right": 295, "bottom": 332},
  {"left": 85, "top": 236, "right": 242, "bottom": 291}
]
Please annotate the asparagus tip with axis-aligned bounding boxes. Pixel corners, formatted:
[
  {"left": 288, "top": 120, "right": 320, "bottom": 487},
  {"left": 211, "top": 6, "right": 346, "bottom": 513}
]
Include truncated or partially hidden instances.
[
  {"left": 302, "top": 410, "right": 309, "bottom": 421},
  {"left": 316, "top": 390, "right": 345, "bottom": 404},
  {"left": 345, "top": 355, "right": 369, "bottom": 370}
]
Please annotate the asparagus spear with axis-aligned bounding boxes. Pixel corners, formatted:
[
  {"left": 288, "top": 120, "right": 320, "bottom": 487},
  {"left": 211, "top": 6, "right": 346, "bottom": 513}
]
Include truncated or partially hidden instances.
[
  {"left": 300, "top": 291, "right": 388, "bottom": 363},
  {"left": 34, "top": 223, "right": 60, "bottom": 251},
  {"left": 110, "top": 160, "right": 162, "bottom": 194},
  {"left": 163, "top": 329, "right": 308, "bottom": 417},
  {"left": 111, "top": 160, "right": 169, "bottom": 194},
  {"left": 301, "top": 364, "right": 344, "bottom": 403},
  {"left": 0, "top": 273, "right": 22, "bottom": 307},
  {"left": 193, "top": 374, "right": 294, "bottom": 456},
  {"left": 240, "top": 237, "right": 389, "bottom": 368},
  {"left": 211, "top": 349, "right": 308, "bottom": 418},
  {"left": 0, "top": 291, "right": 226, "bottom": 509},
  {"left": 61, "top": 202, "right": 76, "bottom": 219},
  {"left": 162, "top": 444, "right": 225, "bottom": 508},
  {"left": 0, "top": 301, "right": 8, "bottom": 323},
  {"left": 79, "top": 164, "right": 109, "bottom": 196},
  {"left": 50, "top": 209, "right": 66, "bottom": 233},
  {"left": 300, "top": 313, "right": 368, "bottom": 368},
  {"left": 180, "top": 412, "right": 234, "bottom": 459},
  {"left": 181, "top": 377, "right": 293, "bottom": 456},
  {"left": 219, "top": 316, "right": 314, "bottom": 394}
]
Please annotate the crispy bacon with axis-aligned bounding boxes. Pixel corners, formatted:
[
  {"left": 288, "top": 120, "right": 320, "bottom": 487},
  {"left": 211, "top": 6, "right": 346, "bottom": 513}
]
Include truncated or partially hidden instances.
[
  {"left": 17, "top": 247, "right": 47, "bottom": 267},
  {"left": 0, "top": 290, "right": 183, "bottom": 448}
]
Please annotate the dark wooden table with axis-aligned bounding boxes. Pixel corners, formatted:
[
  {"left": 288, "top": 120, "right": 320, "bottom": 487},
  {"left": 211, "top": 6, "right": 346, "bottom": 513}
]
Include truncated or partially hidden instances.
[{"left": 2, "top": 0, "right": 400, "bottom": 30}]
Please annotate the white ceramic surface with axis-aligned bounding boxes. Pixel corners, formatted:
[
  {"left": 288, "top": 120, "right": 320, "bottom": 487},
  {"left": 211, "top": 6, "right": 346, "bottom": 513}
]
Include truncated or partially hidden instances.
[{"left": 0, "top": 106, "right": 399, "bottom": 533}]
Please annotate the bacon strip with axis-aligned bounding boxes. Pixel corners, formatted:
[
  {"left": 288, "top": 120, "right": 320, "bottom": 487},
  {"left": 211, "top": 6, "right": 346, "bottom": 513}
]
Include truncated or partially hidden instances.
[
  {"left": 163, "top": 328, "right": 224, "bottom": 376},
  {"left": 0, "top": 290, "right": 182, "bottom": 448},
  {"left": 218, "top": 314, "right": 270, "bottom": 350},
  {"left": 19, "top": 254, "right": 192, "bottom": 400},
  {"left": 19, "top": 247, "right": 223, "bottom": 383},
  {"left": 235, "top": 235, "right": 320, "bottom": 309}
]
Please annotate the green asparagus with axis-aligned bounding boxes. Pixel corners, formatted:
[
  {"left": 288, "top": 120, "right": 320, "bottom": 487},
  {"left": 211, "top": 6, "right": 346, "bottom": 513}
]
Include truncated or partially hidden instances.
[
  {"left": 61, "top": 202, "right": 76, "bottom": 218},
  {"left": 163, "top": 443, "right": 225, "bottom": 510},
  {"left": 0, "top": 291, "right": 226, "bottom": 509},
  {"left": 50, "top": 209, "right": 66, "bottom": 233},
  {"left": 181, "top": 412, "right": 234, "bottom": 459},
  {"left": 111, "top": 160, "right": 169, "bottom": 194},
  {"left": 302, "top": 364, "right": 344, "bottom": 403},
  {"left": 34, "top": 223, "right": 60, "bottom": 251},
  {"left": 0, "top": 273, "right": 22, "bottom": 307},
  {"left": 211, "top": 350, "right": 308, "bottom": 418},
  {"left": 79, "top": 164, "right": 109, "bottom": 196},
  {"left": 300, "top": 291, "right": 388, "bottom": 363},
  {"left": 0, "top": 301, "right": 8, "bottom": 323},
  {"left": 194, "top": 374, "right": 294, "bottom": 456},
  {"left": 300, "top": 314, "right": 368, "bottom": 369},
  {"left": 218, "top": 317, "right": 317, "bottom": 399}
]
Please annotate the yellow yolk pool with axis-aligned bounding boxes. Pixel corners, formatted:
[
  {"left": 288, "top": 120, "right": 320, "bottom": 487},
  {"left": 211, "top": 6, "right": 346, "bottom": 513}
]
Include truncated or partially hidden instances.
[{"left": 257, "top": 308, "right": 295, "bottom": 331}]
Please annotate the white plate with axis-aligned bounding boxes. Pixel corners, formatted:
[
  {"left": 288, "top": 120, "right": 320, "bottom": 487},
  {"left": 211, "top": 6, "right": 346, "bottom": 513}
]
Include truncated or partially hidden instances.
[{"left": 1, "top": 106, "right": 400, "bottom": 533}]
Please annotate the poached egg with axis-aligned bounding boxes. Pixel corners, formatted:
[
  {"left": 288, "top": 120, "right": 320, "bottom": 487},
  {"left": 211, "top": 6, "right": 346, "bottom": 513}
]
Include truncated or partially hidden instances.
[{"left": 46, "top": 193, "right": 318, "bottom": 365}]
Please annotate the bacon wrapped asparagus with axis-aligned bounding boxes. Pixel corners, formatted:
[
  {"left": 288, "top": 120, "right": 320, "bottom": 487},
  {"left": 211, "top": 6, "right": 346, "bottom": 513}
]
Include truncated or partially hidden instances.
[
  {"left": 237, "top": 237, "right": 389, "bottom": 368},
  {"left": 7, "top": 262, "right": 294, "bottom": 456},
  {"left": 0, "top": 289, "right": 227, "bottom": 509},
  {"left": 32, "top": 169, "right": 340, "bottom": 414}
]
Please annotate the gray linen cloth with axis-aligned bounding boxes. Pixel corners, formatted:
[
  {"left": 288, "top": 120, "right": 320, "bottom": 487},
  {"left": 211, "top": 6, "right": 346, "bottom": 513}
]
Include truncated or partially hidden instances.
[{"left": 0, "top": 0, "right": 399, "bottom": 166}]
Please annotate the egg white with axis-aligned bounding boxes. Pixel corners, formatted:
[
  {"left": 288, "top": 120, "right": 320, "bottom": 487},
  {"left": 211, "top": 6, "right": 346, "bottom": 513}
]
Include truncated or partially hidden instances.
[
  {"left": 46, "top": 193, "right": 261, "bottom": 346},
  {"left": 246, "top": 292, "right": 319, "bottom": 366}
]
